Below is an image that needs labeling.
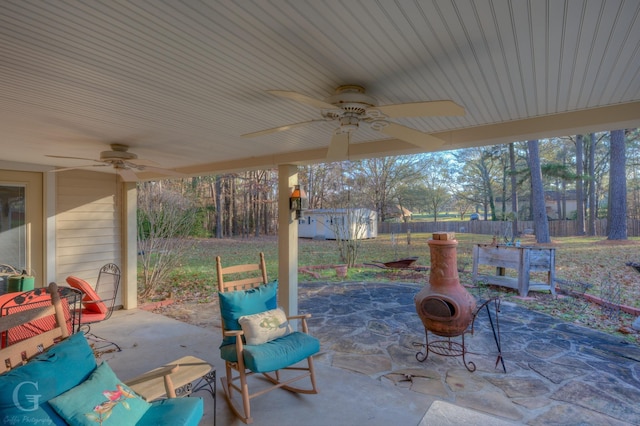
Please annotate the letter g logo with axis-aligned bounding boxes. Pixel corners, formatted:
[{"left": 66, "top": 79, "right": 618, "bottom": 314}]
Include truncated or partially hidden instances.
[{"left": 13, "top": 381, "right": 42, "bottom": 412}]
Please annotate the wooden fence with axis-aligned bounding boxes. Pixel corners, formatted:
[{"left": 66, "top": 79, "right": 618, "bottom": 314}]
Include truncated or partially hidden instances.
[{"left": 378, "top": 219, "right": 640, "bottom": 238}]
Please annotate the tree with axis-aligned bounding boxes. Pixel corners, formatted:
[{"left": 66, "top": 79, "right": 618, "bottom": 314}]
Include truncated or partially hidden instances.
[
  {"left": 395, "top": 182, "right": 431, "bottom": 218},
  {"left": 527, "top": 140, "right": 551, "bottom": 243},
  {"left": 425, "top": 186, "right": 451, "bottom": 222},
  {"left": 452, "top": 194, "right": 474, "bottom": 220},
  {"left": 323, "top": 207, "right": 373, "bottom": 267},
  {"left": 607, "top": 129, "right": 627, "bottom": 240},
  {"left": 302, "top": 163, "right": 331, "bottom": 209},
  {"left": 455, "top": 147, "right": 501, "bottom": 220},
  {"left": 536, "top": 138, "right": 576, "bottom": 220},
  {"left": 575, "top": 135, "right": 585, "bottom": 235},
  {"left": 509, "top": 143, "right": 518, "bottom": 236},
  {"left": 351, "top": 156, "right": 422, "bottom": 221},
  {"left": 214, "top": 175, "right": 223, "bottom": 238},
  {"left": 587, "top": 133, "right": 598, "bottom": 235},
  {"left": 625, "top": 128, "right": 640, "bottom": 220},
  {"left": 421, "top": 153, "right": 453, "bottom": 221},
  {"left": 137, "top": 182, "right": 198, "bottom": 298}
]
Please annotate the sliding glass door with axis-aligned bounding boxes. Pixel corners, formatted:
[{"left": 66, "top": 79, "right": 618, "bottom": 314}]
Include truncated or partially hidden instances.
[{"left": 0, "top": 171, "right": 43, "bottom": 293}]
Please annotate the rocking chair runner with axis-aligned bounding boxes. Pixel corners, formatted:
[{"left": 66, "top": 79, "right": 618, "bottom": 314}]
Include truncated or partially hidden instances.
[{"left": 216, "top": 253, "right": 320, "bottom": 424}]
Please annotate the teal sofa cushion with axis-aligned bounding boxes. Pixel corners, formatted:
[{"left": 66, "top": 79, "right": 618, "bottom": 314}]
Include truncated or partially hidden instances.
[
  {"left": 0, "top": 331, "right": 204, "bottom": 426},
  {"left": 140, "top": 397, "right": 204, "bottom": 426},
  {"left": 218, "top": 280, "right": 278, "bottom": 346},
  {"left": 220, "top": 331, "right": 320, "bottom": 373},
  {"left": 49, "top": 361, "right": 151, "bottom": 426},
  {"left": 0, "top": 332, "right": 96, "bottom": 425}
]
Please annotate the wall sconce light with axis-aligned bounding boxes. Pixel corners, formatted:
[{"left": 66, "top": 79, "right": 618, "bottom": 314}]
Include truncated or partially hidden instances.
[{"left": 290, "top": 185, "right": 307, "bottom": 219}]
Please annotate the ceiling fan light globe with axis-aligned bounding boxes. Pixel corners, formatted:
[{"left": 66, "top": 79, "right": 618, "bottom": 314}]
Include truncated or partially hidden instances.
[{"left": 339, "top": 115, "right": 359, "bottom": 133}]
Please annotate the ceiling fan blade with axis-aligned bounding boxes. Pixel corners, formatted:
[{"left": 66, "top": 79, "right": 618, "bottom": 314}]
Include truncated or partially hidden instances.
[
  {"left": 374, "top": 101, "right": 464, "bottom": 118},
  {"left": 48, "top": 164, "right": 109, "bottom": 172},
  {"left": 45, "top": 154, "right": 102, "bottom": 163},
  {"left": 242, "top": 120, "right": 324, "bottom": 138},
  {"left": 375, "top": 122, "right": 446, "bottom": 150},
  {"left": 267, "top": 90, "right": 336, "bottom": 110},
  {"left": 127, "top": 158, "right": 160, "bottom": 167},
  {"left": 326, "top": 131, "right": 350, "bottom": 162}
]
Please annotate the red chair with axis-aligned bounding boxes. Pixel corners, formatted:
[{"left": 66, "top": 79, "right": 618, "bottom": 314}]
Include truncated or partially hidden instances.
[{"left": 66, "top": 263, "right": 121, "bottom": 352}]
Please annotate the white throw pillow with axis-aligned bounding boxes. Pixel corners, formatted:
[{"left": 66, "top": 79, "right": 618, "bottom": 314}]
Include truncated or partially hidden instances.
[{"left": 238, "top": 307, "right": 293, "bottom": 345}]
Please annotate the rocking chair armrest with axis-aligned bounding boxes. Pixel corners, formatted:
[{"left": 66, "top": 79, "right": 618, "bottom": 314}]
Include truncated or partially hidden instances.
[
  {"left": 287, "top": 313, "right": 312, "bottom": 320},
  {"left": 287, "top": 313, "right": 312, "bottom": 333},
  {"left": 224, "top": 329, "right": 246, "bottom": 352}
]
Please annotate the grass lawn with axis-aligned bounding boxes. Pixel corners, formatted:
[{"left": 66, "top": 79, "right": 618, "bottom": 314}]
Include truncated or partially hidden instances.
[
  {"left": 411, "top": 212, "right": 468, "bottom": 221},
  {"left": 148, "top": 232, "right": 640, "bottom": 344}
]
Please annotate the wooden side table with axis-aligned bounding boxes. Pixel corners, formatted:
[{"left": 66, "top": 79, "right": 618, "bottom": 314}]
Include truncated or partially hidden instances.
[{"left": 126, "top": 355, "right": 216, "bottom": 425}]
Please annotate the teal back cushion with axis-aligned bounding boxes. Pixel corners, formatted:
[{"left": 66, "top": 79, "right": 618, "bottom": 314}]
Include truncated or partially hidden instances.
[
  {"left": 218, "top": 280, "right": 278, "bottom": 346},
  {"left": 49, "top": 361, "right": 151, "bottom": 426},
  {"left": 0, "top": 332, "right": 97, "bottom": 425}
]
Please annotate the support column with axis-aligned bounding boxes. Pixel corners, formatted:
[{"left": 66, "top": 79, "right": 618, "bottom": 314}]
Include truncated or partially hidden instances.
[
  {"left": 278, "top": 164, "right": 299, "bottom": 316},
  {"left": 121, "top": 180, "right": 138, "bottom": 309}
]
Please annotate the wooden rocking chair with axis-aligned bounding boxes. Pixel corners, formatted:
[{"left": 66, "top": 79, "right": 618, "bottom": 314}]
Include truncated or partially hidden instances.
[{"left": 216, "top": 253, "right": 319, "bottom": 424}]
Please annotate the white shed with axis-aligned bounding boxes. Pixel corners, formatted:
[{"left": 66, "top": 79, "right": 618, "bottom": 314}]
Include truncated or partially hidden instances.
[{"left": 298, "top": 208, "right": 377, "bottom": 240}]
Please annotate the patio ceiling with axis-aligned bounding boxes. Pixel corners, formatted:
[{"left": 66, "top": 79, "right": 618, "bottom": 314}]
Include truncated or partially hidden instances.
[{"left": 1, "top": 1, "right": 639, "bottom": 180}]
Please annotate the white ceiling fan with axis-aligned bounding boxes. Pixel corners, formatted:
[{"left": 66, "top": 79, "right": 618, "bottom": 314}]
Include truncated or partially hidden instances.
[
  {"left": 46, "top": 143, "right": 184, "bottom": 181},
  {"left": 242, "top": 85, "right": 464, "bottom": 161}
]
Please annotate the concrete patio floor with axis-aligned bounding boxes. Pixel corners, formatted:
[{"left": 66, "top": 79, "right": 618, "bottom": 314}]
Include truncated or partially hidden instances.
[
  {"left": 92, "top": 308, "right": 435, "bottom": 426},
  {"left": 92, "top": 281, "right": 640, "bottom": 426}
]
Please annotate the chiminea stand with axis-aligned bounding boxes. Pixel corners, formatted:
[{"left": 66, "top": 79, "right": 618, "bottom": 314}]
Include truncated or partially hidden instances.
[{"left": 415, "top": 297, "right": 505, "bottom": 373}]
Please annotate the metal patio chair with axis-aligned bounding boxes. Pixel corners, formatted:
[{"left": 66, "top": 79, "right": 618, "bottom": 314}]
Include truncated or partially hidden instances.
[{"left": 66, "top": 263, "right": 121, "bottom": 352}]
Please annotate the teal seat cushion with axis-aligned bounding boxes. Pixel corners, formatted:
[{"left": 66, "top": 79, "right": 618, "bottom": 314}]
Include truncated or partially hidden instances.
[
  {"left": 0, "top": 332, "right": 96, "bottom": 425},
  {"left": 220, "top": 331, "right": 320, "bottom": 373},
  {"left": 218, "top": 280, "right": 278, "bottom": 346},
  {"left": 49, "top": 361, "right": 151, "bottom": 425},
  {"left": 140, "top": 397, "right": 204, "bottom": 426}
]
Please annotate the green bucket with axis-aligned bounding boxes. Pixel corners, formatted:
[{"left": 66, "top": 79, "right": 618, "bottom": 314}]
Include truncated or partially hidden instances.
[{"left": 8, "top": 274, "right": 35, "bottom": 292}]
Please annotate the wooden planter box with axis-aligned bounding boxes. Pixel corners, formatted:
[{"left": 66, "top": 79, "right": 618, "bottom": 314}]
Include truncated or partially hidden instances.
[{"left": 472, "top": 244, "right": 556, "bottom": 297}]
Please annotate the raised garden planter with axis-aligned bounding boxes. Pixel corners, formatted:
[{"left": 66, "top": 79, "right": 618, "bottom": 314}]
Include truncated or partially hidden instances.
[{"left": 472, "top": 244, "right": 556, "bottom": 297}]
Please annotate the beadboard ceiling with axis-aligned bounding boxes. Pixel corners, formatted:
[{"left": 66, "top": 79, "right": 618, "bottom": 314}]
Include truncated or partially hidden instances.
[{"left": 1, "top": 1, "right": 639, "bottom": 179}]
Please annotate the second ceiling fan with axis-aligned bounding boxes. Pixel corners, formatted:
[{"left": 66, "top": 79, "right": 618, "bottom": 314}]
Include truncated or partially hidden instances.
[
  {"left": 46, "top": 144, "right": 184, "bottom": 181},
  {"left": 243, "top": 85, "right": 464, "bottom": 161}
]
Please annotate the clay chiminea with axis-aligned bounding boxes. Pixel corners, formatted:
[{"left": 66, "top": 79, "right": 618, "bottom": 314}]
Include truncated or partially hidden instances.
[{"left": 414, "top": 232, "right": 476, "bottom": 337}]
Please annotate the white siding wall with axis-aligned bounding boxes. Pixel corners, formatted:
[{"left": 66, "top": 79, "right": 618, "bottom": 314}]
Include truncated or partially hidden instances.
[{"left": 55, "top": 170, "right": 122, "bottom": 304}]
